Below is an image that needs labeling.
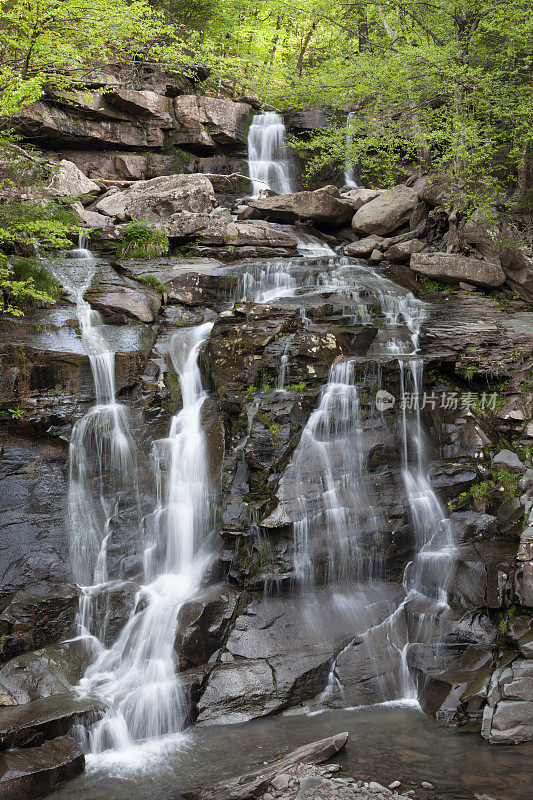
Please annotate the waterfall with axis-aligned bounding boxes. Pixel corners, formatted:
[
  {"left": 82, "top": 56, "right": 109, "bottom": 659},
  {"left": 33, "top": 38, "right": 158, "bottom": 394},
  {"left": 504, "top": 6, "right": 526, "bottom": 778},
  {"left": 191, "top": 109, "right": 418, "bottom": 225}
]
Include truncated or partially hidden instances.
[
  {"left": 48, "top": 243, "right": 139, "bottom": 622},
  {"left": 247, "top": 111, "right": 293, "bottom": 197},
  {"left": 76, "top": 323, "right": 214, "bottom": 765},
  {"left": 343, "top": 112, "right": 358, "bottom": 187}
]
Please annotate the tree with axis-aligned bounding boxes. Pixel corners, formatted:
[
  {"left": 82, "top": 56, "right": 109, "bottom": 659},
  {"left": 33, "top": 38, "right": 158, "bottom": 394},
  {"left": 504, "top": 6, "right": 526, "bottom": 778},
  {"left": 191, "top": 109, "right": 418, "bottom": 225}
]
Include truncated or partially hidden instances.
[{"left": 0, "top": 0, "right": 195, "bottom": 118}]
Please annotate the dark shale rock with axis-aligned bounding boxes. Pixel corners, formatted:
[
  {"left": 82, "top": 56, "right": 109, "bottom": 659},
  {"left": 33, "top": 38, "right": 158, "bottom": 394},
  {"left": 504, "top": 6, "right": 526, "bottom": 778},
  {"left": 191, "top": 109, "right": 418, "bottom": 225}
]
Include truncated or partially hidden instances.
[
  {"left": 0, "top": 735, "right": 84, "bottom": 800},
  {"left": 0, "top": 638, "right": 92, "bottom": 705},
  {"left": 176, "top": 584, "right": 241, "bottom": 668},
  {"left": 482, "top": 658, "right": 533, "bottom": 744},
  {"left": 0, "top": 585, "right": 80, "bottom": 664},
  {"left": 0, "top": 694, "right": 104, "bottom": 750}
]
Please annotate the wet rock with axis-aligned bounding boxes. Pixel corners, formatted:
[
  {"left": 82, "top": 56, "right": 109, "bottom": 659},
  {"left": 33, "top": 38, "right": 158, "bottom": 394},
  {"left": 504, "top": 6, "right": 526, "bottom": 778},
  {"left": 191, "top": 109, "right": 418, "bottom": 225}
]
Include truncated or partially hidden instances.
[
  {"left": 176, "top": 584, "right": 240, "bottom": 668},
  {"left": 0, "top": 305, "right": 156, "bottom": 406},
  {"left": 85, "top": 263, "right": 161, "bottom": 322},
  {"left": 0, "top": 735, "right": 84, "bottom": 800},
  {"left": 482, "top": 658, "right": 533, "bottom": 743},
  {"left": 0, "top": 585, "right": 80, "bottom": 664},
  {"left": 410, "top": 253, "right": 505, "bottom": 288},
  {"left": 0, "top": 638, "right": 92, "bottom": 705},
  {"left": 245, "top": 189, "right": 355, "bottom": 229},
  {"left": 117, "top": 257, "right": 227, "bottom": 306},
  {"left": 182, "top": 731, "right": 349, "bottom": 800},
  {"left": 173, "top": 96, "right": 253, "bottom": 153},
  {"left": 47, "top": 159, "right": 100, "bottom": 197},
  {"left": 198, "top": 589, "right": 403, "bottom": 724},
  {"left": 0, "top": 436, "right": 70, "bottom": 599},
  {"left": 407, "top": 636, "right": 496, "bottom": 723},
  {"left": 0, "top": 694, "right": 104, "bottom": 749},
  {"left": 352, "top": 185, "right": 417, "bottom": 236},
  {"left": 90, "top": 580, "right": 140, "bottom": 646}
]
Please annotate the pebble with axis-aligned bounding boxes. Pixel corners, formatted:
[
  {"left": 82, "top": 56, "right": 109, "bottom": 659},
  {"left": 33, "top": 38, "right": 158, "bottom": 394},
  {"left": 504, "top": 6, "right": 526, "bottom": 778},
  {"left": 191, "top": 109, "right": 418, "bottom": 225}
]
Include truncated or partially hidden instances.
[
  {"left": 271, "top": 774, "right": 291, "bottom": 791},
  {"left": 421, "top": 782, "right": 434, "bottom": 789},
  {"left": 389, "top": 781, "right": 401, "bottom": 790}
]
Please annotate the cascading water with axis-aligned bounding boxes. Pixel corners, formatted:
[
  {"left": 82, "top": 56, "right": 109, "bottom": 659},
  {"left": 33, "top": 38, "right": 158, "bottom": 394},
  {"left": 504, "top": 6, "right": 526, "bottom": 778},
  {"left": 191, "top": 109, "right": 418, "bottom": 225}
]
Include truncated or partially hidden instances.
[
  {"left": 247, "top": 111, "right": 293, "bottom": 197},
  {"left": 77, "top": 323, "right": 215, "bottom": 766},
  {"left": 343, "top": 112, "right": 358, "bottom": 187},
  {"left": 49, "top": 240, "right": 139, "bottom": 640},
  {"left": 235, "top": 249, "right": 458, "bottom": 708}
]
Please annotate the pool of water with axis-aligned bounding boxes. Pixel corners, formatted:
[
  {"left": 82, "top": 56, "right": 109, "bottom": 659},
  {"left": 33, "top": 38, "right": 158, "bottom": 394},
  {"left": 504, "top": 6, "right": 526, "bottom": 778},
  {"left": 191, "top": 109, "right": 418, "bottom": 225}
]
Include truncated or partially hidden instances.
[{"left": 49, "top": 704, "right": 533, "bottom": 800}]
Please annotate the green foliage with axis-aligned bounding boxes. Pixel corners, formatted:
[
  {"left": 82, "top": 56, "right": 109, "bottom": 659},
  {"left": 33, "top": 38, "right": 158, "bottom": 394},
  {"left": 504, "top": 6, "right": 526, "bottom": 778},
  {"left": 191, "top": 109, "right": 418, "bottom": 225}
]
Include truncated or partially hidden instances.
[
  {"left": 0, "top": 254, "right": 58, "bottom": 316},
  {"left": 417, "top": 275, "right": 457, "bottom": 295},
  {"left": 136, "top": 274, "right": 169, "bottom": 293},
  {"left": 201, "top": 1, "right": 531, "bottom": 209},
  {"left": 117, "top": 220, "right": 170, "bottom": 259},
  {"left": 0, "top": 201, "right": 77, "bottom": 252},
  {"left": 286, "top": 380, "right": 307, "bottom": 391},
  {"left": 0, "top": 0, "right": 196, "bottom": 118},
  {"left": 7, "top": 407, "right": 23, "bottom": 419}
]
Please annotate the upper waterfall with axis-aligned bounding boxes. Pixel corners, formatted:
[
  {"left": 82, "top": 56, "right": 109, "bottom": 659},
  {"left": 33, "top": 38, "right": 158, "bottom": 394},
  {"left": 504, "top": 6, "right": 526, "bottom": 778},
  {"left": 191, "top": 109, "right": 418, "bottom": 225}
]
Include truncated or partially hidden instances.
[{"left": 247, "top": 111, "right": 293, "bottom": 197}]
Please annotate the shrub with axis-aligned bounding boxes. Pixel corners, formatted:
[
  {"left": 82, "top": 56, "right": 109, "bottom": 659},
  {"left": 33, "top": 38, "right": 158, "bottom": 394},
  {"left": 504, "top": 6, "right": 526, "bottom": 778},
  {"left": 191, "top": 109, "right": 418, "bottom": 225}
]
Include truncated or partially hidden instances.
[
  {"left": 117, "top": 219, "right": 170, "bottom": 259},
  {"left": 0, "top": 201, "right": 78, "bottom": 252},
  {"left": 0, "top": 255, "right": 59, "bottom": 316}
]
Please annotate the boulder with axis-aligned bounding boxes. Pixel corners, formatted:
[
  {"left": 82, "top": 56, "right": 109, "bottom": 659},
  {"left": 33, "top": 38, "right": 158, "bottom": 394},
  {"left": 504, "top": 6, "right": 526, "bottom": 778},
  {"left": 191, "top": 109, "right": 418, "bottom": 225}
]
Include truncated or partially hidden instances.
[
  {"left": 47, "top": 160, "right": 100, "bottom": 197},
  {"left": 384, "top": 238, "right": 425, "bottom": 263},
  {"left": 418, "top": 176, "right": 451, "bottom": 207},
  {"left": 0, "top": 735, "right": 84, "bottom": 800},
  {"left": 176, "top": 584, "right": 240, "bottom": 668},
  {"left": 410, "top": 253, "right": 505, "bottom": 288},
  {"left": 95, "top": 174, "right": 217, "bottom": 222},
  {"left": 117, "top": 256, "right": 226, "bottom": 305},
  {"left": 344, "top": 236, "right": 384, "bottom": 257},
  {"left": 246, "top": 188, "right": 354, "bottom": 228},
  {"left": 173, "top": 96, "right": 253, "bottom": 152},
  {"left": 71, "top": 201, "right": 110, "bottom": 230},
  {"left": 351, "top": 185, "right": 417, "bottom": 235},
  {"left": 340, "top": 188, "right": 382, "bottom": 210}
]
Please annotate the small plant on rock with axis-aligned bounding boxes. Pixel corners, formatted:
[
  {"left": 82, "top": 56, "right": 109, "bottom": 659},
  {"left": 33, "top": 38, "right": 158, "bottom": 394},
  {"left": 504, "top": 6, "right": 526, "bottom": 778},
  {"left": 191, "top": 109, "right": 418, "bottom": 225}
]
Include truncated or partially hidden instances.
[{"left": 117, "top": 219, "right": 169, "bottom": 259}]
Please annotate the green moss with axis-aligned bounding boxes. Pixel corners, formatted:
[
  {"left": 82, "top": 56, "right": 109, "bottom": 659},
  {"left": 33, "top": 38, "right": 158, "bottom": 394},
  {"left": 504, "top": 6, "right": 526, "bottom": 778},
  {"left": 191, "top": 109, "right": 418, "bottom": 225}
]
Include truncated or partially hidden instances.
[{"left": 136, "top": 274, "right": 169, "bottom": 293}]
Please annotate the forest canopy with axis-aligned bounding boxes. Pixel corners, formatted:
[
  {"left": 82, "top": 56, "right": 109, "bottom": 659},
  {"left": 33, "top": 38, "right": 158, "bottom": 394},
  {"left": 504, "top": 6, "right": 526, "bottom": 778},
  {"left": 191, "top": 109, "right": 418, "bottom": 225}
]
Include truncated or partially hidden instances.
[{"left": 0, "top": 0, "right": 531, "bottom": 203}]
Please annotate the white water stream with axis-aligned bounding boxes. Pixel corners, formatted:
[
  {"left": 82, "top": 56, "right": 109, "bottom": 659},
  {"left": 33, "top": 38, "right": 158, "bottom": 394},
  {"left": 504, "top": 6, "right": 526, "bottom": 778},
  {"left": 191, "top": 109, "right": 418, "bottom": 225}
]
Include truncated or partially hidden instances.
[
  {"left": 344, "top": 112, "right": 358, "bottom": 187},
  {"left": 247, "top": 111, "right": 293, "bottom": 197}
]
